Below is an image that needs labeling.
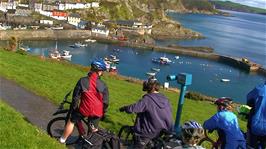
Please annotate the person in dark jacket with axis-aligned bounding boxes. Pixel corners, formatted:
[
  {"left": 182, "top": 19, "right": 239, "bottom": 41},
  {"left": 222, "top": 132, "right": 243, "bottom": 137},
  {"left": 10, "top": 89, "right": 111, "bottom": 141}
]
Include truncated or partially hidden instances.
[
  {"left": 119, "top": 77, "right": 173, "bottom": 149},
  {"left": 59, "top": 60, "right": 109, "bottom": 144},
  {"left": 246, "top": 81, "right": 266, "bottom": 148}
]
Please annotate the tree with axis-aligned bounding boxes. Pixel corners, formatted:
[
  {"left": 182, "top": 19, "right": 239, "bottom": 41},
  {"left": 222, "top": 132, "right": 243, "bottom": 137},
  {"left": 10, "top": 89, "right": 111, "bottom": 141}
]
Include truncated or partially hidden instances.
[{"left": 8, "top": 36, "right": 18, "bottom": 51}]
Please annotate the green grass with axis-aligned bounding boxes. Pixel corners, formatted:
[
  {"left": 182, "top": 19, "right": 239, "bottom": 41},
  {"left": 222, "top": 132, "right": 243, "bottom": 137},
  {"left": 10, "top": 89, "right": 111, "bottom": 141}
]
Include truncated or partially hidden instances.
[
  {"left": 0, "top": 100, "right": 66, "bottom": 149},
  {"left": 0, "top": 49, "right": 247, "bottom": 135}
]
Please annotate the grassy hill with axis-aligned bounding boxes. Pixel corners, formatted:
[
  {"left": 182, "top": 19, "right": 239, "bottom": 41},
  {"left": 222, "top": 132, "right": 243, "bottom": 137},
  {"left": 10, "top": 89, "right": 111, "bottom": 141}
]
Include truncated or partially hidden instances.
[
  {"left": 0, "top": 49, "right": 247, "bottom": 147},
  {"left": 210, "top": 1, "right": 266, "bottom": 14},
  {"left": 0, "top": 100, "right": 66, "bottom": 149}
]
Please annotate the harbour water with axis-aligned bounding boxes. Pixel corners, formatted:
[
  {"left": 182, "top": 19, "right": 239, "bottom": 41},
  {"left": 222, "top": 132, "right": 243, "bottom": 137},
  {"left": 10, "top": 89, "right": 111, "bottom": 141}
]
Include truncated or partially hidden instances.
[
  {"left": 159, "top": 10, "right": 266, "bottom": 67},
  {"left": 1, "top": 11, "right": 265, "bottom": 103},
  {"left": 17, "top": 39, "right": 265, "bottom": 104}
]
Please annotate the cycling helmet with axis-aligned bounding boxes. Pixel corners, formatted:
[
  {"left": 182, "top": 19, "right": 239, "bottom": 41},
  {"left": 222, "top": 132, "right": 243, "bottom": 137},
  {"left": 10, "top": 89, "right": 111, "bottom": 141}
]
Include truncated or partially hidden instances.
[
  {"left": 142, "top": 76, "right": 160, "bottom": 92},
  {"left": 214, "top": 97, "right": 233, "bottom": 110},
  {"left": 181, "top": 120, "right": 204, "bottom": 143},
  {"left": 91, "top": 60, "right": 107, "bottom": 71}
]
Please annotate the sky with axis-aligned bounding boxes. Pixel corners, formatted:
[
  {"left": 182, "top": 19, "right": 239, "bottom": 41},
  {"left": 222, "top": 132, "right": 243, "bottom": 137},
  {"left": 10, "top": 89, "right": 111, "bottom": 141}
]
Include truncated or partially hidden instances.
[{"left": 220, "top": 0, "right": 266, "bottom": 9}]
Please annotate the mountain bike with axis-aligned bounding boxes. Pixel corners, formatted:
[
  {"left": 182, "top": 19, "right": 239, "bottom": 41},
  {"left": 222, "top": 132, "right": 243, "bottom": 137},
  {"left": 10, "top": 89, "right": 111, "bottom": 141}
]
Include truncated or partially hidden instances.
[{"left": 47, "top": 91, "right": 114, "bottom": 148}]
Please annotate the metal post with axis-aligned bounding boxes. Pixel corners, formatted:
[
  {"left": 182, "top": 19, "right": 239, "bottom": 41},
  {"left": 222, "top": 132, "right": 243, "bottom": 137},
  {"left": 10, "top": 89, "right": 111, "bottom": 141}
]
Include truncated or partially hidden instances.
[{"left": 174, "top": 85, "right": 187, "bottom": 134}]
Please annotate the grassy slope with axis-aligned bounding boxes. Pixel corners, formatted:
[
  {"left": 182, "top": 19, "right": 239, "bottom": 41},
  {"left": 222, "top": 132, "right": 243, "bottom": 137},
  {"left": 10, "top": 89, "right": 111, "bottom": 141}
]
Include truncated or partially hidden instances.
[
  {"left": 0, "top": 50, "right": 247, "bottom": 133},
  {"left": 0, "top": 100, "right": 66, "bottom": 149},
  {"left": 211, "top": 1, "right": 266, "bottom": 14}
]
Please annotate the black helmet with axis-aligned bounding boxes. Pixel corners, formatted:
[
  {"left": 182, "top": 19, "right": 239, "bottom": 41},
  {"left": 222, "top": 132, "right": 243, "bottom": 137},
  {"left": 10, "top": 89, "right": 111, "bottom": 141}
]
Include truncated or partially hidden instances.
[
  {"left": 142, "top": 76, "right": 160, "bottom": 92},
  {"left": 91, "top": 60, "right": 107, "bottom": 71}
]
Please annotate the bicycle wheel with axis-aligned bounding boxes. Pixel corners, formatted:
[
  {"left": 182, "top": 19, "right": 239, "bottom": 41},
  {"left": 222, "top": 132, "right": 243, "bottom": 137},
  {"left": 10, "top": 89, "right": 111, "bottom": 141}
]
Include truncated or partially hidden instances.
[
  {"left": 47, "top": 117, "right": 80, "bottom": 145},
  {"left": 118, "top": 125, "right": 134, "bottom": 146}
]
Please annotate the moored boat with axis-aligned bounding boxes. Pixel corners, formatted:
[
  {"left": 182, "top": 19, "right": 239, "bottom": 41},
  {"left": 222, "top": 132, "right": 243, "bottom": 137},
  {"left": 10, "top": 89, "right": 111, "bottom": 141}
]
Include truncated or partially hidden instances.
[
  {"left": 61, "top": 50, "right": 72, "bottom": 60},
  {"left": 221, "top": 79, "right": 230, "bottom": 82}
]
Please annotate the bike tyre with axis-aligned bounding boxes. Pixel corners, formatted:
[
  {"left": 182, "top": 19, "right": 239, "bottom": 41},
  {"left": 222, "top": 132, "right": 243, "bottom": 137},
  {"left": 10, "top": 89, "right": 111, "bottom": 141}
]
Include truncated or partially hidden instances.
[{"left": 47, "top": 116, "right": 79, "bottom": 145}]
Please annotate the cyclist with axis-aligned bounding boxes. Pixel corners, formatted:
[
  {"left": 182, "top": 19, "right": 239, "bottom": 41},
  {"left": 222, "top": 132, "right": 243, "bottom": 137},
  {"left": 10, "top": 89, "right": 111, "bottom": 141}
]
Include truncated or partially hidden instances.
[
  {"left": 119, "top": 76, "right": 173, "bottom": 149},
  {"left": 59, "top": 60, "right": 109, "bottom": 144},
  {"left": 203, "top": 97, "right": 246, "bottom": 149},
  {"left": 246, "top": 81, "right": 266, "bottom": 148}
]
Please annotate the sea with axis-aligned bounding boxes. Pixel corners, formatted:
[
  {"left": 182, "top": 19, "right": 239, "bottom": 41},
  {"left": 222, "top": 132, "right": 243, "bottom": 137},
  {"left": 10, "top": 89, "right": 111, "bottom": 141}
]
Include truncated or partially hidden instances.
[{"left": 1, "top": 10, "right": 265, "bottom": 103}]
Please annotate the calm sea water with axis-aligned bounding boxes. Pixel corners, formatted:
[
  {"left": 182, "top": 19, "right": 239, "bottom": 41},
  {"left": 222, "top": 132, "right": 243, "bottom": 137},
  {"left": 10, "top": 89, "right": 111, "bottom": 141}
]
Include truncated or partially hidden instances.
[
  {"left": 159, "top": 10, "right": 266, "bottom": 67},
  {"left": 1, "top": 11, "right": 265, "bottom": 103}
]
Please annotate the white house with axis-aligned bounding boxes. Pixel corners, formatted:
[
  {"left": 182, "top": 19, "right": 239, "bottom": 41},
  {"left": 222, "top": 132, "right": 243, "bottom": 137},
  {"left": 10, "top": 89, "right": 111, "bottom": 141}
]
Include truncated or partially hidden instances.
[
  {"left": 68, "top": 13, "right": 81, "bottom": 26},
  {"left": 39, "top": 10, "right": 52, "bottom": 17},
  {"left": 34, "top": 3, "right": 42, "bottom": 12},
  {"left": 92, "top": 27, "right": 109, "bottom": 37},
  {"left": 91, "top": 2, "right": 99, "bottom": 8},
  {"left": 40, "top": 20, "right": 53, "bottom": 25}
]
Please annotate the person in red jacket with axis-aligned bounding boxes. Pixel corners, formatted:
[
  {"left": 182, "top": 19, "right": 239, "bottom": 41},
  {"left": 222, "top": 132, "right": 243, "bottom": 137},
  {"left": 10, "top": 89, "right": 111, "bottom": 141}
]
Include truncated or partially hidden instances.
[{"left": 59, "top": 60, "right": 109, "bottom": 144}]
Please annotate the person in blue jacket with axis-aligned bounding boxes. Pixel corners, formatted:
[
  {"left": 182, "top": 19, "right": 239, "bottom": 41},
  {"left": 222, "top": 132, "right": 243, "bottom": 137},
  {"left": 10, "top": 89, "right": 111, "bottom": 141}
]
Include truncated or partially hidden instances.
[
  {"left": 203, "top": 97, "right": 246, "bottom": 149},
  {"left": 246, "top": 81, "right": 266, "bottom": 148},
  {"left": 119, "top": 76, "right": 173, "bottom": 149}
]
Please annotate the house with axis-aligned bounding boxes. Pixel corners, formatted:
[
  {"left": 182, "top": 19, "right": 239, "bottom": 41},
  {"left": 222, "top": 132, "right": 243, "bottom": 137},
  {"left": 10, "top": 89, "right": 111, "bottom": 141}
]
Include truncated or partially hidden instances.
[
  {"left": 78, "top": 20, "right": 88, "bottom": 29},
  {"left": 39, "top": 10, "right": 52, "bottom": 17},
  {"left": 42, "top": 4, "right": 58, "bottom": 11},
  {"left": 34, "top": 3, "right": 42, "bottom": 12},
  {"left": 67, "top": 13, "right": 80, "bottom": 26},
  {"left": 40, "top": 20, "right": 53, "bottom": 25},
  {"left": 52, "top": 10, "right": 67, "bottom": 20},
  {"left": 91, "top": 2, "right": 99, "bottom": 8},
  {"left": 92, "top": 26, "right": 109, "bottom": 37}
]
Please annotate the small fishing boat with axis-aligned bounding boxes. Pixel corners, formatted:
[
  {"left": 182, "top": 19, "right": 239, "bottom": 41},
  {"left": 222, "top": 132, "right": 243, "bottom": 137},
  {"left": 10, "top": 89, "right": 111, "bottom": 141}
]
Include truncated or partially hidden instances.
[
  {"left": 151, "top": 68, "right": 160, "bottom": 72},
  {"left": 61, "top": 50, "right": 72, "bottom": 59},
  {"left": 221, "top": 79, "right": 230, "bottom": 82},
  {"left": 146, "top": 72, "right": 156, "bottom": 76},
  {"left": 49, "top": 50, "right": 61, "bottom": 59},
  {"left": 152, "top": 56, "right": 172, "bottom": 65},
  {"left": 174, "top": 56, "right": 180, "bottom": 59},
  {"left": 85, "top": 39, "right": 96, "bottom": 43}
]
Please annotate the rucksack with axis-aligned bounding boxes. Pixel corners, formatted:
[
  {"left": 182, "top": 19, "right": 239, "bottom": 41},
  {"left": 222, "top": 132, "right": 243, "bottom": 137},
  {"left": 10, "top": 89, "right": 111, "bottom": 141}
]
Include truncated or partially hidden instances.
[{"left": 82, "top": 129, "right": 121, "bottom": 149}]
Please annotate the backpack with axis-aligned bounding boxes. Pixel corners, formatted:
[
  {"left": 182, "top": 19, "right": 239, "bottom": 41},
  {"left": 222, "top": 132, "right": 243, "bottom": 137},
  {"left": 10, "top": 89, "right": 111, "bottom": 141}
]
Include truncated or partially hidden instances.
[{"left": 82, "top": 129, "right": 121, "bottom": 149}]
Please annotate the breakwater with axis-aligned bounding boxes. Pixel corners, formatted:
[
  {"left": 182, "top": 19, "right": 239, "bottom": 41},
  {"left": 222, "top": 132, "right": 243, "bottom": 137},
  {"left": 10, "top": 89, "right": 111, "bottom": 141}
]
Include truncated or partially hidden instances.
[{"left": 0, "top": 30, "right": 91, "bottom": 40}]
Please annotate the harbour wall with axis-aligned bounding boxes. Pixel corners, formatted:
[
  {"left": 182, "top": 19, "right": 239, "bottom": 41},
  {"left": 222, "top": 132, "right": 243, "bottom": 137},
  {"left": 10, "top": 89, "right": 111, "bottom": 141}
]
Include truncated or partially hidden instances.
[{"left": 0, "top": 30, "right": 91, "bottom": 40}]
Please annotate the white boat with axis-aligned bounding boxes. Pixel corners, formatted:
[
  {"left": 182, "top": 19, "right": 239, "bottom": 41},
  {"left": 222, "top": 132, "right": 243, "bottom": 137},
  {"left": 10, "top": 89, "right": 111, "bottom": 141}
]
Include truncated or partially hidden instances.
[
  {"left": 160, "top": 56, "right": 172, "bottom": 63},
  {"left": 146, "top": 72, "right": 156, "bottom": 76},
  {"left": 75, "top": 42, "right": 87, "bottom": 47},
  {"left": 85, "top": 39, "right": 96, "bottom": 43},
  {"left": 174, "top": 56, "right": 180, "bottom": 59},
  {"left": 49, "top": 51, "right": 61, "bottom": 59},
  {"left": 151, "top": 68, "right": 160, "bottom": 72},
  {"left": 221, "top": 79, "right": 230, "bottom": 82},
  {"left": 61, "top": 50, "right": 72, "bottom": 59}
]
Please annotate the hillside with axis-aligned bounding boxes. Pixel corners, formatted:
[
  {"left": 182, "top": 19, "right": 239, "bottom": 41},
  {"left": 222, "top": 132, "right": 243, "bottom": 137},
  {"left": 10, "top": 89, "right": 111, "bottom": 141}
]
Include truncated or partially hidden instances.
[
  {"left": 74, "top": 0, "right": 221, "bottom": 39},
  {"left": 210, "top": 1, "right": 266, "bottom": 15}
]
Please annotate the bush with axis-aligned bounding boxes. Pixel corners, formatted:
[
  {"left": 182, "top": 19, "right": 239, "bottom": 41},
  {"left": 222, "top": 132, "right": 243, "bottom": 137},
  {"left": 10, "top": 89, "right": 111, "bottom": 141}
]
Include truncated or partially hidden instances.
[{"left": 185, "top": 91, "right": 215, "bottom": 101}]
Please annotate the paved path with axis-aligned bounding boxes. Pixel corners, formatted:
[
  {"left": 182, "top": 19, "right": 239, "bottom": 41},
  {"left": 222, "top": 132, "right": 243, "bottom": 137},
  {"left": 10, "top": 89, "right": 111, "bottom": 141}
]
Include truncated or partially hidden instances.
[
  {"left": 0, "top": 77, "right": 87, "bottom": 149},
  {"left": 0, "top": 76, "right": 57, "bottom": 130}
]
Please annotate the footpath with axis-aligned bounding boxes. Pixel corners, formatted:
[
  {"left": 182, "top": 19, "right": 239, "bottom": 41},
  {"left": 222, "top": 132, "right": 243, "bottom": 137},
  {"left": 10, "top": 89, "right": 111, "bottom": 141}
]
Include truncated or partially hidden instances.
[{"left": 0, "top": 76, "right": 77, "bottom": 148}]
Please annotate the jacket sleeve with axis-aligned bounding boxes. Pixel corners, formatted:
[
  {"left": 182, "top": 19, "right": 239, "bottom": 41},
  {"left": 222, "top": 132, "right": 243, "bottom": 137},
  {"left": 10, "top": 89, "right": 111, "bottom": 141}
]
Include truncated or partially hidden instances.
[
  {"left": 203, "top": 113, "right": 219, "bottom": 131},
  {"left": 97, "top": 80, "right": 109, "bottom": 113},
  {"left": 71, "top": 78, "right": 83, "bottom": 110},
  {"left": 124, "top": 97, "right": 147, "bottom": 114}
]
